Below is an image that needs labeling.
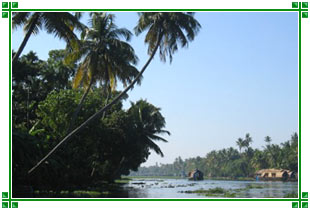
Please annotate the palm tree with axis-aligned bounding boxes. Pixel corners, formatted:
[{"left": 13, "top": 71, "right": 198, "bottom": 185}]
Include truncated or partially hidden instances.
[
  {"left": 243, "top": 133, "right": 253, "bottom": 150},
  {"left": 105, "top": 99, "right": 170, "bottom": 181},
  {"left": 28, "top": 12, "right": 201, "bottom": 174},
  {"left": 251, "top": 149, "right": 268, "bottom": 171},
  {"left": 65, "top": 13, "right": 140, "bottom": 132},
  {"left": 264, "top": 136, "right": 272, "bottom": 144},
  {"left": 264, "top": 135, "right": 274, "bottom": 167},
  {"left": 128, "top": 100, "right": 170, "bottom": 157},
  {"left": 236, "top": 138, "right": 244, "bottom": 153},
  {"left": 227, "top": 147, "right": 239, "bottom": 160},
  {"left": 12, "top": 12, "right": 84, "bottom": 64}
]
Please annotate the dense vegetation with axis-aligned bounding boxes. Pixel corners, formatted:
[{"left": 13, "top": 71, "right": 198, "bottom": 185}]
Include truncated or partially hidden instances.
[
  {"left": 12, "top": 12, "right": 201, "bottom": 195},
  {"left": 13, "top": 51, "right": 171, "bottom": 191},
  {"left": 130, "top": 133, "right": 298, "bottom": 178}
]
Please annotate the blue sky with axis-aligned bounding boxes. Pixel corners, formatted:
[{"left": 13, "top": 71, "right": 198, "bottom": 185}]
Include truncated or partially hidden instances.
[{"left": 12, "top": 12, "right": 298, "bottom": 166}]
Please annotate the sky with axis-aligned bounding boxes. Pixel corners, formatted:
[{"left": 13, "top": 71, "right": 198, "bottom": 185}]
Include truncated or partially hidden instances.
[{"left": 12, "top": 12, "right": 298, "bottom": 167}]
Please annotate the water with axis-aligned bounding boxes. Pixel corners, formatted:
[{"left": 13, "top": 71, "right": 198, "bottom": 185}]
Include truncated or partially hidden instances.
[{"left": 122, "top": 178, "right": 297, "bottom": 198}]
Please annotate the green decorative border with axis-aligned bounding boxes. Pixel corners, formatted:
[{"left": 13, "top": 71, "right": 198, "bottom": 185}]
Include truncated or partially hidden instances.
[{"left": 1, "top": 1, "right": 309, "bottom": 208}]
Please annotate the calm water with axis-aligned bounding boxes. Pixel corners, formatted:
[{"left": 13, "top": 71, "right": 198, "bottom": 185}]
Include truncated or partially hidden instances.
[{"left": 121, "top": 178, "right": 297, "bottom": 198}]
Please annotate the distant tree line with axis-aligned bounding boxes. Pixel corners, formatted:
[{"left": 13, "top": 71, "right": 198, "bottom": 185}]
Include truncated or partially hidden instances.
[{"left": 130, "top": 133, "right": 298, "bottom": 178}]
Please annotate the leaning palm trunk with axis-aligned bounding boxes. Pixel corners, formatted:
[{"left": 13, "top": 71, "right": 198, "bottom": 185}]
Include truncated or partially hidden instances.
[
  {"left": 67, "top": 77, "right": 94, "bottom": 133},
  {"left": 101, "top": 87, "right": 111, "bottom": 119},
  {"left": 28, "top": 33, "right": 163, "bottom": 174},
  {"left": 13, "top": 13, "right": 40, "bottom": 64}
]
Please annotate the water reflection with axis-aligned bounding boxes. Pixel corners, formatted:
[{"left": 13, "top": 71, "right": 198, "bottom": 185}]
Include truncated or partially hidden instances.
[{"left": 33, "top": 178, "right": 297, "bottom": 198}]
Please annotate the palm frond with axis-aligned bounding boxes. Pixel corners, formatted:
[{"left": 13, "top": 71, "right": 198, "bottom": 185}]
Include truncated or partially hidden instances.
[
  {"left": 12, "top": 12, "right": 31, "bottom": 30},
  {"left": 135, "top": 12, "right": 201, "bottom": 63},
  {"left": 145, "top": 137, "right": 164, "bottom": 157},
  {"left": 23, "top": 12, "right": 41, "bottom": 35},
  {"left": 146, "top": 133, "right": 169, "bottom": 142},
  {"left": 72, "top": 64, "right": 86, "bottom": 89}
]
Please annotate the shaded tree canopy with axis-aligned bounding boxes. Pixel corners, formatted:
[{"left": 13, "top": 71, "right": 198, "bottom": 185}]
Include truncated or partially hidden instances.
[{"left": 12, "top": 51, "right": 169, "bottom": 191}]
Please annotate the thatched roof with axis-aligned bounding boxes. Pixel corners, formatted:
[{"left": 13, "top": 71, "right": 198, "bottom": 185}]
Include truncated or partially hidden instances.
[
  {"left": 255, "top": 168, "right": 290, "bottom": 178},
  {"left": 256, "top": 168, "right": 287, "bottom": 174}
]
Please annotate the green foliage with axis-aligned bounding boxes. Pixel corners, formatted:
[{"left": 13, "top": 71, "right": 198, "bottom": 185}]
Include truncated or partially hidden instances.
[
  {"left": 12, "top": 52, "right": 170, "bottom": 191},
  {"left": 12, "top": 128, "right": 43, "bottom": 186},
  {"left": 127, "top": 100, "right": 170, "bottom": 157},
  {"left": 67, "top": 12, "right": 140, "bottom": 91},
  {"left": 13, "top": 84, "right": 169, "bottom": 191},
  {"left": 12, "top": 51, "right": 75, "bottom": 130}
]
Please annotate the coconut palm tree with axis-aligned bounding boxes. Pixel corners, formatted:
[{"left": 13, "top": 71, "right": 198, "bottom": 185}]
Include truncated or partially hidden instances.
[
  {"left": 108, "top": 99, "right": 170, "bottom": 180},
  {"left": 65, "top": 13, "right": 140, "bottom": 132},
  {"left": 12, "top": 12, "right": 84, "bottom": 64},
  {"left": 264, "top": 136, "right": 272, "bottom": 144},
  {"left": 236, "top": 137, "right": 244, "bottom": 153},
  {"left": 28, "top": 12, "right": 201, "bottom": 174},
  {"left": 243, "top": 133, "right": 253, "bottom": 150},
  {"left": 128, "top": 100, "right": 170, "bottom": 157}
]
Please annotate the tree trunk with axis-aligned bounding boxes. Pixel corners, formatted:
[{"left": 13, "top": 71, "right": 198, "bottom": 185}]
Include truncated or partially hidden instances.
[
  {"left": 67, "top": 77, "right": 94, "bottom": 133},
  {"left": 12, "top": 13, "right": 40, "bottom": 64},
  {"left": 101, "top": 86, "right": 111, "bottom": 119},
  {"left": 28, "top": 33, "right": 163, "bottom": 174},
  {"left": 90, "top": 165, "right": 96, "bottom": 177}
]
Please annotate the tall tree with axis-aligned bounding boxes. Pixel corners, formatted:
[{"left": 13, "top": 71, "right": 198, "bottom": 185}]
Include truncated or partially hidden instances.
[
  {"left": 28, "top": 12, "right": 201, "bottom": 174},
  {"left": 128, "top": 100, "right": 170, "bottom": 157},
  {"left": 12, "top": 12, "right": 84, "bottom": 64},
  {"left": 65, "top": 13, "right": 140, "bottom": 132},
  {"left": 264, "top": 136, "right": 275, "bottom": 167},
  {"left": 243, "top": 133, "right": 253, "bottom": 150},
  {"left": 107, "top": 99, "right": 171, "bottom": 181},
  {"left": 236, "top": 137, "right": 244, "bottom": 153}
]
